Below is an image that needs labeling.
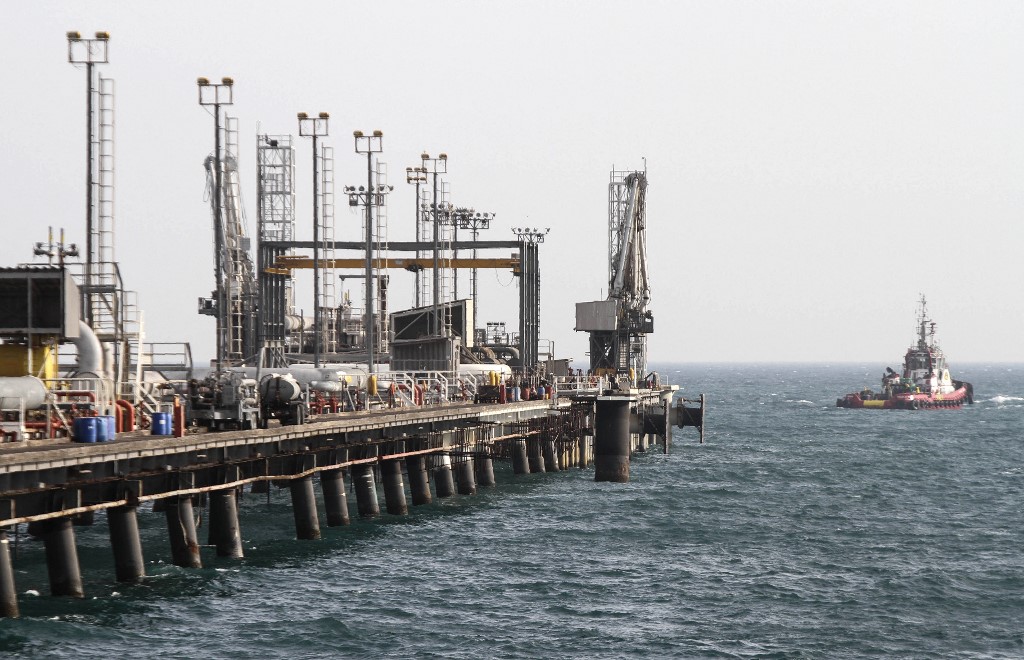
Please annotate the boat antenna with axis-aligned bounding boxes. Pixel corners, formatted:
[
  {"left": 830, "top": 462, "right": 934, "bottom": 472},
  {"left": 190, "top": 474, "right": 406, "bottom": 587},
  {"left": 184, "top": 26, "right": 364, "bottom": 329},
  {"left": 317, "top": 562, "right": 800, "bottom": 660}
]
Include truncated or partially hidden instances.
[{"left": 915, "top": 294, "right": 933, "bottom": 350}]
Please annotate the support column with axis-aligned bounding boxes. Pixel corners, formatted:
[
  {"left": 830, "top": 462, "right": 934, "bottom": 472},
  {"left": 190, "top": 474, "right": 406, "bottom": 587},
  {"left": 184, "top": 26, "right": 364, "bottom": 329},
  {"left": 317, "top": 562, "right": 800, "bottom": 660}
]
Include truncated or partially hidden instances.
[
  {"left": 0, "top": 531, "right": 18, "bottom": 618},
  {"left": 476, "top": 449, "right": 496, "bottom": 487},
  {"left": 321, "top": 469, "right": 351, "bottom": 526},
  {"left": 290, "top": 476, "right": 321, "bottom": 540},
  {"left": 381, "top": 459, "right": 408, "bottom": 515},
  {"left": 512, "top": 439, "right": 530, "bottom": 475},
  {"left": 594, "top": 397, "right": 632, "bottom": 483},
  {"left": 661, "top": 392, "right": 673, "bottom": 454},
  {"left": 352, "top": 464, "right": 380, "bottom": 518},
  {"left": 165, "top": 496, "right": 202, "bottom": 568},
  {"left": 108, "top": 505, "right": 145, "bottom": 583},
  {"left": 527, "top": 438, "right": 545, "bottom": 473},
  {"left": 455, "top": 457, "right": 477, "bottom": 495},
  {"left": 406, "top": 455, "right": 433, "bottom": 505},
  {"left": 28, "top": 517, "right": 84, "bottom": 598},
  {"left": 543, "top": 439, "right": 559, "bottom": 472},
  {"left": 433, "top": 453, "right": 456, "bottom": 498},
  {"left": 208, "top": 489, "right": 244, "bottom": 558}
]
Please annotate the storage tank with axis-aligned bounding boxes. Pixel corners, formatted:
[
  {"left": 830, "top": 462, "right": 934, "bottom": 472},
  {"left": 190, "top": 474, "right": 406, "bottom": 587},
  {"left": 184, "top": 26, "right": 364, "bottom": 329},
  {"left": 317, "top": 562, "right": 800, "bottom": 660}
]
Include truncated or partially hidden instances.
[
  {"left": 0, "top": 376, "right": 48, "bottom": 410},
  {"left": 259, "top": 373, "right": 302, "bottom": 404}
]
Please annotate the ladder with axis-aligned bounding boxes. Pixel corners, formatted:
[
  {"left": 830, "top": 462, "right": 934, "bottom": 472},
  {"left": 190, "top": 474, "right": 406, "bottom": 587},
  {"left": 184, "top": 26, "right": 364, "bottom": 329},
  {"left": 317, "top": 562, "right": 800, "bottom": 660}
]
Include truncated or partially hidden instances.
[
  {"left": 319, "top": 144, "right": 337, "bottom": 353},
  {"left": 91, "top": 74, "right": 119, "bottom": 340},
  {"left": 374, "top": 160, "right": 390, "bottom": 354}
]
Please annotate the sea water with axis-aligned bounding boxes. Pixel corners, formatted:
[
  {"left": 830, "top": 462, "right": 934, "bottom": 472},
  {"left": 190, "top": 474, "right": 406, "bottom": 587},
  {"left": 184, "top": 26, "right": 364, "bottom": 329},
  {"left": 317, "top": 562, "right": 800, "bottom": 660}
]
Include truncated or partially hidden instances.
[{"left": 2, "top": 363, "right": 1022, "bottom": 658}]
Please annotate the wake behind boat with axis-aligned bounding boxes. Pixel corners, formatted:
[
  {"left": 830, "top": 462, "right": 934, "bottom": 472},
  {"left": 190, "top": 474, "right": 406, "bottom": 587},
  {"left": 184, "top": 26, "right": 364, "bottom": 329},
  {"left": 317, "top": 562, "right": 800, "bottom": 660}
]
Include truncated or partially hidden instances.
[{"left": 837, "top": 296, "right": 974, "bottom": 410}]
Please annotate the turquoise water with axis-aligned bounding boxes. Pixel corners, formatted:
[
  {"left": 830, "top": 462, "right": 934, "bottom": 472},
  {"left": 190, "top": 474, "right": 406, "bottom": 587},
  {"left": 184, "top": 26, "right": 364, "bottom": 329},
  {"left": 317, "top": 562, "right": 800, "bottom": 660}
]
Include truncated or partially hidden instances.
[{"left": 2, "top": 363, "right": 1023, "bottom": 658}]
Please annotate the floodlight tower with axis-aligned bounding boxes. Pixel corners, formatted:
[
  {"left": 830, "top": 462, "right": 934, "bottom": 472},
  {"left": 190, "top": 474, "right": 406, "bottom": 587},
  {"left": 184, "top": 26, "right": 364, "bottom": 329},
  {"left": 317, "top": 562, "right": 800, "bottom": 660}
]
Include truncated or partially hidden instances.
[
  {"left": 352, "top": 130, "right": 386, "bottom": 373},
  {"left": 197, "top": 76, "right": 235, "bottom": 372},
  {"left": 405, "top": 164, "right": 427, "bottom": 305},
  {"left": 454, "top": 208, "right": 494, "bottom": 334},
  {"left": 66, "top": 30, "right": 109, "bottom": 325},
  {"left": 421, "top": 152, "right": 448, "bottom": 335},
  {"left": 298, "top": 112, "right": 329, "bottom": 367},
  {"left": 512, "top": 227, "right": 549, "bottom": 374}
]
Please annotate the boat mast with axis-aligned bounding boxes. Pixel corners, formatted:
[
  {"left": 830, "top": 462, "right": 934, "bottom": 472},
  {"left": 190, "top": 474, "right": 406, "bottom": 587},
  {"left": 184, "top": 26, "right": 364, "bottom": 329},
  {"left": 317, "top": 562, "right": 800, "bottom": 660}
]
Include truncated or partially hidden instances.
[{"left": 916, "top": 294, "right": 929, "bottom": 351}]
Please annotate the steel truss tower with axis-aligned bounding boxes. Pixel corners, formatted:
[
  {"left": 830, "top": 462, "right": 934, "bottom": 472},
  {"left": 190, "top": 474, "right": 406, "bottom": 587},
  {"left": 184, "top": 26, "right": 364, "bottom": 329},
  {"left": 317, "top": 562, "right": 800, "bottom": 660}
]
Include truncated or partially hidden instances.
[{"left": 256, "top": 134, "right": 296, "bottom": 368}]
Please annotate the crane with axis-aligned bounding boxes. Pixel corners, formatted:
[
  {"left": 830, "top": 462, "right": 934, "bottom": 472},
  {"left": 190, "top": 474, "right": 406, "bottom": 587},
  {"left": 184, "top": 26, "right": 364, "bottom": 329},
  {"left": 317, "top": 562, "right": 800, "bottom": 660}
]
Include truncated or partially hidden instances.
[
  {"left": 199, "top": 138, "right": 258, "bottom": 367},
  {"left": 576, "top": 168, "right": 654, "bottom": 384}
]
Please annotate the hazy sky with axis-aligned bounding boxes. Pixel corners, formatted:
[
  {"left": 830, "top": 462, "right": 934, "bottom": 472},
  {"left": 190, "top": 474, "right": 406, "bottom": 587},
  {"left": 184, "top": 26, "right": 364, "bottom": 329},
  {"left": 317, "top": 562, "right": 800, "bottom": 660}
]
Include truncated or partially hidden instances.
[{"left": 4, "top": 1, "right": 1023, "bottom": 366}]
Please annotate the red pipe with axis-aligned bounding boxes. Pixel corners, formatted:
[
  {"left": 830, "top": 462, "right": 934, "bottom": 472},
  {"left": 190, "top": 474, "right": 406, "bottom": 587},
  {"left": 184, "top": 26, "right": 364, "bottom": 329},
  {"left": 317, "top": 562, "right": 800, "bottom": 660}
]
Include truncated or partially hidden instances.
[
  {"left": 115, "top": 399, "right": 136, "bottom": 433},
  {"left": 172, "top": 399, "right": 185, "bottom": 438},
  {"left": 53, "top": 390, "right": 97, "bottom": 401},
  {"left": 24, "top": 421, "right": 62, "bottom": 431}
]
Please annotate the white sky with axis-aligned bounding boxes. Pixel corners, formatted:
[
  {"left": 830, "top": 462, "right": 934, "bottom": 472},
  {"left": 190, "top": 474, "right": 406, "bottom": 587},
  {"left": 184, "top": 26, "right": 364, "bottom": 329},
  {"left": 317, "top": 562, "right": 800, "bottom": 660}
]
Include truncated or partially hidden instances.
[{"left": 4, "top": 1, "right": 1023, "bottom": 366}]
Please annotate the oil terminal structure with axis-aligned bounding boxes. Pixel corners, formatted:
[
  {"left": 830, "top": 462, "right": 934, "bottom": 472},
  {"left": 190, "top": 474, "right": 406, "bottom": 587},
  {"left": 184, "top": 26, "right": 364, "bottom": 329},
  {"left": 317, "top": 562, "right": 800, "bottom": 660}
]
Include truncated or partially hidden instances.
[{"left": 0, "top": 32, "right": 705, "bottom": 617}]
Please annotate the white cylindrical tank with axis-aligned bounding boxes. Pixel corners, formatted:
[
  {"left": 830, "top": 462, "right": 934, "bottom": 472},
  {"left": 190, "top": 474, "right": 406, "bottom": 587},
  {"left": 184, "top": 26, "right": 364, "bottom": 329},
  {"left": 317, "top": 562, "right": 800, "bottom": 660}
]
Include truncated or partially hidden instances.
[
  {"left": 0, "top": 376, "right": 48, "bottom": 410},
  {"left": 458, "top": 363, "right": 513, "bottom": 380},
  {"left": 259, "top": 373, "right": 302, "bottom": 404}
]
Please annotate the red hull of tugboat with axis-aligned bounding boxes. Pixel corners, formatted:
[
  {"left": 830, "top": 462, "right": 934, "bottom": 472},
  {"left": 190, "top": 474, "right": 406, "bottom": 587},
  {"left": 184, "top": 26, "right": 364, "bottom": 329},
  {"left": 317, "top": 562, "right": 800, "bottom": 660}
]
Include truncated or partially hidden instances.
[{"left": 836, "top": 385, "right": 971, "bottom": 410}]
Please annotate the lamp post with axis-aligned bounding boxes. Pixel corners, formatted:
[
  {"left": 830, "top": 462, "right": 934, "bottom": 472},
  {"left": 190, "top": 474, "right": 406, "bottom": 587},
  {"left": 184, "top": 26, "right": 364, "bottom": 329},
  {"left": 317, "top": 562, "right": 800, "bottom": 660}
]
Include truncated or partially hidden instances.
[
  {"left": 298, "top": 112, "right": 329, "bottom": 367},
  {"left": 454, "top": 209, "right": 493, "bottom": 337},
  {"left": 34, "top": 227, "right": 80, "bottom": 270},
  {"left": 352, "top": 131, "right": 385, "bottom": 373},
  {"left": 197, "top": 76, "right": 235, "bottom": 372},
  {"left": 421, "top": 152, "right": 448, "bottom": 335},
  {"left": 405, "top": 165, "right": 427, "bottom": 306},
  {"left": 67, "top": 30, "right": 109, "bottom": 325}
]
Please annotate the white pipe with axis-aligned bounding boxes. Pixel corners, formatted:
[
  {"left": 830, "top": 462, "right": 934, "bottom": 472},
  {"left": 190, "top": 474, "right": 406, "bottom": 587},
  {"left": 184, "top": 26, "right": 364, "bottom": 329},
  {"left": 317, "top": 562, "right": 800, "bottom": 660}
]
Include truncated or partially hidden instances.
[
  {"left": 102, "top": 342, "right": 116, "bottom": 382},
  {"left": 285, "top": 315, "right": 311, "bottom": 331},
  {"left": 309, "top": 380, "right": 342, "bottom": 393},
  {"left": 74, "top": 320, "right": 104, "bottom": 377}
]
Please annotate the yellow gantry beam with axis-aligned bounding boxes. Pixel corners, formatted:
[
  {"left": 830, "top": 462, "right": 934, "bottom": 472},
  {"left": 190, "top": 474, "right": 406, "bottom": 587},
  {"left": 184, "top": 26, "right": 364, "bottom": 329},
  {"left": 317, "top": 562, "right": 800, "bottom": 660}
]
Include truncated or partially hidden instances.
[{"left": 269, "top": 255, "right": 520, "bottom": 274}]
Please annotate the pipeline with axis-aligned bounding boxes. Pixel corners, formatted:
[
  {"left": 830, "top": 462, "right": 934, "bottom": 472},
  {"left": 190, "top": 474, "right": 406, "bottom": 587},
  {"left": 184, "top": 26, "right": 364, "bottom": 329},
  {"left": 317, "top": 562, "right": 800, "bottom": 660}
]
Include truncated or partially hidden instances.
[
  {"left": 115, "top": 400, "right": 135, "bottom": 433},
  {"left": 53, "top": 390, "right": 97, "bottom": 402},
  {"left": 73, "top": 321, "right": 104, "bottom": 378}
]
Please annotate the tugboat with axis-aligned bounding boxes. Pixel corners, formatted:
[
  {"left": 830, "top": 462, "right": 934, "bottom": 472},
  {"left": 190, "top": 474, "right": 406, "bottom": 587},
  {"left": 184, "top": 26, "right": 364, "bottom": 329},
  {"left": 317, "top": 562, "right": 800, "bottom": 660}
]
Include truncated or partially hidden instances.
[{"left": 837, "top": 296, "right": 974, "bottom": 410}]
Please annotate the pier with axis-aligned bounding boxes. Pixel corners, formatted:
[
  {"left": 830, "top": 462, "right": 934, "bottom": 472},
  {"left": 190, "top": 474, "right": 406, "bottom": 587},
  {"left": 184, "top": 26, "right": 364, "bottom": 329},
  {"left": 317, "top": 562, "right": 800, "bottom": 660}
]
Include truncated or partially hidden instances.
[
  {"left": 0, "top": 385, "right": 700, "bottom": 616},
  {"left": 0, "top": 32, "right": 707, "bottom": 618}
]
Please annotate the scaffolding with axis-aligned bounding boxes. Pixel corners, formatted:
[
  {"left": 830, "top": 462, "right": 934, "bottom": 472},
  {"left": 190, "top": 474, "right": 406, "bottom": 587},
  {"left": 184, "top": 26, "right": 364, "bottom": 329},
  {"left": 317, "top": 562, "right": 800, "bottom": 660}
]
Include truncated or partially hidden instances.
[{"left": 256, "top": 134, "right": 296, "bottom": 368}]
